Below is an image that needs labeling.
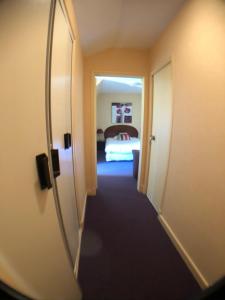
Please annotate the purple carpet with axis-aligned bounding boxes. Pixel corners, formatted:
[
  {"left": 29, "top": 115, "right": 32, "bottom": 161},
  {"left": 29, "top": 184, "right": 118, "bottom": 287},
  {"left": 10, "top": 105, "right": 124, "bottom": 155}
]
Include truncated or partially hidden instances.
[{"left": 78, "top": 151, "right": 201, "bottom": 300}]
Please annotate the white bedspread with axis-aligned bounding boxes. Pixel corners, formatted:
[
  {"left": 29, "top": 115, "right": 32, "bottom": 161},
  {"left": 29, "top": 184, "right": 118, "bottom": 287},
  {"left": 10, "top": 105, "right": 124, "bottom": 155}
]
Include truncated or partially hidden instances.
[{"left": 105, "top": 137, "right": 140, "bottom": 153}]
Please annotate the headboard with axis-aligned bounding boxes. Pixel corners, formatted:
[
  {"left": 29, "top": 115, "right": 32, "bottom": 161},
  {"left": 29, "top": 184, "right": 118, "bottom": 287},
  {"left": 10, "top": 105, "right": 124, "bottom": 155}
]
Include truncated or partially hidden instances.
[{"left": 104, "top": 125, "right": 138, "bottom": 139}]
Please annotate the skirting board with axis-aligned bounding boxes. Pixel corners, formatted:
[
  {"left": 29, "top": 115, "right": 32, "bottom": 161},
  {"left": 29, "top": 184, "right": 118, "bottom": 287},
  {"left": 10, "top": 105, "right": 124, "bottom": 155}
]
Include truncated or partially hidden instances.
[
  {"left": 137, "top": 183, "right": 144, "bottom": 193},
  {"left": 158, "top": 215, "right": 209, "bottom": 289},
  {"left": 87, "top": 187, "right": 96, "bottom": 196},
  {"left": 147, "top": 193, "right": 161, "bottom": 215},
  {"left": 80, "top": 192, "right": 88, "bottom": 228},
  {"left": 74, "top": 193, "right": 87, "bottom": 278}
]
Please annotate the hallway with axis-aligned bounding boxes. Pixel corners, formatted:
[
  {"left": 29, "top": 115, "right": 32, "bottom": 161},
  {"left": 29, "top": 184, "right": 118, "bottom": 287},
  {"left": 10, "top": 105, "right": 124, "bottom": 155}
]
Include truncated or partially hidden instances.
[{"left": 78, "top": 154, "right": 201, "bottom": 300}]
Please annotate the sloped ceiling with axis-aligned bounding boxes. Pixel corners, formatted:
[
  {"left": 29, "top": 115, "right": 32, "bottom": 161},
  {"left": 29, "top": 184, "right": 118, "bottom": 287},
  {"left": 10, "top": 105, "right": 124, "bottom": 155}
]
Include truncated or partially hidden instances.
[{"left": 73, "top": 0, "right": 186, "bottom": 55}]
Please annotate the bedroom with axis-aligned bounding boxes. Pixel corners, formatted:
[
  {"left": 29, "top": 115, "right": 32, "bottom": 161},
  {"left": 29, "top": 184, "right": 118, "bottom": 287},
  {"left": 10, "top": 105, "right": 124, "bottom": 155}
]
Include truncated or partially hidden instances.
[{"left": 96, "top": 76, "right": 143, "bottom": 180}]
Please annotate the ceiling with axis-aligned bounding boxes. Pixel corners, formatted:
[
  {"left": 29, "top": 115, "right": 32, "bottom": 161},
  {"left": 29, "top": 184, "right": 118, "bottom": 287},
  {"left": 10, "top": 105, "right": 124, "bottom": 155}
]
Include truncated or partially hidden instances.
[
  {"left": 96, "top": 76, "right": 142, "bottom": 94},
  {"left": 73, "top": 0, "right": 186, "bottom": 55}
]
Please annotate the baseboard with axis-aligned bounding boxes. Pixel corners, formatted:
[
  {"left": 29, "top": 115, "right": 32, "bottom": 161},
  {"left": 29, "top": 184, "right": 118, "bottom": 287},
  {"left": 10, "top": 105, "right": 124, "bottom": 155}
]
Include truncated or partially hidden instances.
[
  {"left": 146, "top": 193, "right": 161, "bottom": 214},
  {"left": 74, "top": 228, "right": 82, "bottom": 278},
  {"left": 80, "top": 192, "right": 87, "bottom": 228},
  {"left": 137, "top": 183, "right": 144, "bottom": 193},
  {"left": 87, "top": 188, "right": 96, "bottom": 196},
  {"left": 74, "top": 193, "right": 87, "bottom": 278},
  {"left": 158, "top": 215, "right": 209, "bottom": 289}
]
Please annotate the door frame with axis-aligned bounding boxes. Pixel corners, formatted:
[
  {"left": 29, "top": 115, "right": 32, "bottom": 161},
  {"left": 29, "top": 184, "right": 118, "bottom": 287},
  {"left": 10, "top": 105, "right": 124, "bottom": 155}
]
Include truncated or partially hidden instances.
[
  {"left": 45, "top": 0, "right": 79, "bottom": 270},
  {"left": 146, "top": 59, "right": 174, "bottom": 214},
  {"left": 92, "top": 72, "right": 148, "bottom": 192}
]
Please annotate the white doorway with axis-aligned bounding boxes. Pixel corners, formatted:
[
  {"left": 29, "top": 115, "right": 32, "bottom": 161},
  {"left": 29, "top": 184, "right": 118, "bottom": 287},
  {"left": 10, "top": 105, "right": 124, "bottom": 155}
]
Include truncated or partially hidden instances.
[
  {"left": 95, "top": 76, "right": 144, "bottom": 182},
  {"left": 147, "top": 62, "right": 173, "bottom": 213}
]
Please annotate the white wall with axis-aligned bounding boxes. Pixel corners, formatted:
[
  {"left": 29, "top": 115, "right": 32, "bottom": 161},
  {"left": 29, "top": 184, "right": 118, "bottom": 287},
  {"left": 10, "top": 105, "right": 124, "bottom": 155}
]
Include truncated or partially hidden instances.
[{"left": 97, "top": 92, "right": 142, "bottom": 137}]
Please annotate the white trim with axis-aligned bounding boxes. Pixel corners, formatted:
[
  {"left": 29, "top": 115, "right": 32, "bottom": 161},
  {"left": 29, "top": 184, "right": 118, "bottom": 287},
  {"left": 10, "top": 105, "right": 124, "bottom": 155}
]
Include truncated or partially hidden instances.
[
  {"left": 87, "top": 188, "right": 97, "bottom": 196},
  {"left": 138, "top": 183, "right": 144, "bottom": 193},
  {"left": 151, "top": 57, "right": 172, "bottom": 76},
  {"left": 74, "top": 193, "right": 87, "bottom": 278},
  {"left": 93, "top": 72, "right": 146, "bottom": 193},
  {"left": 147, "top": 192, "right": 160, "bottom": 214},
  {"left": 81, "top": 193, "right": 88, "bottom": 227},
  {"left": 158, "top": 215, "right": 209, "bottom": 289},
  {"left": 60, "top": 0, "right": 76, "bottom": 41},
  {"left": 74, "top": 228, "right": 82, "bottom": 278}
]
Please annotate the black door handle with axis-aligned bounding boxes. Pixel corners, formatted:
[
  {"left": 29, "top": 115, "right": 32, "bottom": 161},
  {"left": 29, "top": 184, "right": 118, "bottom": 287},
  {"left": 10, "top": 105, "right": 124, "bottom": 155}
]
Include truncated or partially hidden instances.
[
  {"left": 51, "top": 149, "right": 60, "bottom": 178},
  {"left": 36, "top": 153, "right": 52, "bottom": 190}
]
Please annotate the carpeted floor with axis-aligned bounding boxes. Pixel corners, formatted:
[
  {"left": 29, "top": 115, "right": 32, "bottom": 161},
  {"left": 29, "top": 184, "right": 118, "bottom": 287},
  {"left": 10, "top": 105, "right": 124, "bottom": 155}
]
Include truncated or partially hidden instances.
[
  {"left": 78, "top": 151, "right": 201, "bottom": 300},
  {"left": 96, "top": 150, "right": 133, "bottom": 176}
]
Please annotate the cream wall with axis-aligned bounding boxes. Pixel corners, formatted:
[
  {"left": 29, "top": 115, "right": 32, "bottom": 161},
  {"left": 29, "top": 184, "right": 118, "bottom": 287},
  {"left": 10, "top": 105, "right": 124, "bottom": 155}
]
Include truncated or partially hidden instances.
[
  {"left": 64, "top": 0, "right": 86, "bottom": 221},
  {"left": 84, "top": 48, "right": 150, "bottom": 194},
  {"left": 147, "top": 0, "right": 225, "bottom": 286},
  {"left": 97, "top": 92, "right": 142, "bottom": 136}
]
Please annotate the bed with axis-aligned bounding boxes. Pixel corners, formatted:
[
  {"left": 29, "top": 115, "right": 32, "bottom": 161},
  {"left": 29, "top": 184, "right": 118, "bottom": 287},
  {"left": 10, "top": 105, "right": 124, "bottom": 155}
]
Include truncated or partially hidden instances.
[{"left": 104, "top": 125, "right": 140, "bottom": 161}]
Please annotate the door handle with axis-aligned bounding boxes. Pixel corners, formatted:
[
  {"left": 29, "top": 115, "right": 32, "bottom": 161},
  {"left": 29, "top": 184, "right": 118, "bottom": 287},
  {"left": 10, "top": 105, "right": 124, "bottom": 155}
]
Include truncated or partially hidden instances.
[
  {"left": 150, "top": 135, "right": 156, "bottom": 142},
  {"left": 51, "top": 149, "right": 60, "bottom": 178},
  {"left": 36, "top": 153, "right": 52, "bottom": 190}
]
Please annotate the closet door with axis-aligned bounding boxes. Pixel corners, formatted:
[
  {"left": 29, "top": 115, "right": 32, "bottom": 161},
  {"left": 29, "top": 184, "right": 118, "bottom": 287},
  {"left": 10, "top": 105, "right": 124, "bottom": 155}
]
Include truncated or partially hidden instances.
[
  {"left": 50, "top": 0, "right": 79, "bottom": 265},
  {"left": 147, "top": 63, "right": 173, "bottom": 213},
  {"left": 0, "top": 0, "right": 81, "bottom": 299}
]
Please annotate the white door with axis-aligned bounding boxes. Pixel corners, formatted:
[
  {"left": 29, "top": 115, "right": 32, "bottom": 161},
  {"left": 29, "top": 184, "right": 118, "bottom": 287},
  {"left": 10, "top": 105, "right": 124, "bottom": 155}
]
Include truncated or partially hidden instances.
[
  {"left": 51, "top": 0, "right": 79, "bottom": 266},
  {"left": 147, "top": 63, "right": 172, "bottom": 213}
]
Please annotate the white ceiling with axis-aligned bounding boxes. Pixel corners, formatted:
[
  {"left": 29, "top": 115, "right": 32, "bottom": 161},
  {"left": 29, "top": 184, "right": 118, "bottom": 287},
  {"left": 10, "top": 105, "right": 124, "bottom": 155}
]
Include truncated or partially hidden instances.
[
  {"left": 73, "top": 0, "right": 186, "bottom": 55},
  {"left": 96, "top": 76, "right": 142, "bottom": 94}
]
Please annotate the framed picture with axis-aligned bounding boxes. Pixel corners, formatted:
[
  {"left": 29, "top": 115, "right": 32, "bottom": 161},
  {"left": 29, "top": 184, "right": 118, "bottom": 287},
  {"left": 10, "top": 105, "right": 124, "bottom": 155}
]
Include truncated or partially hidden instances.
[{"left": 112, "top": 103, "right": 132, "bottom": 124}]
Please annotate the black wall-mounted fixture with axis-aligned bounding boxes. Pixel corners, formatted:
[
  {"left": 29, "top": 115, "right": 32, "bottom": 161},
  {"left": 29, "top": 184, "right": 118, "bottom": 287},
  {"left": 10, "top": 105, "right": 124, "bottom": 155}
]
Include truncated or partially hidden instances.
[
  {"left": 36, "top": 153, "right": 52, "bottom": 190},
  {"left": 64, "top": 133, "right": 71, "bottom": 149},
  {"left": 51, "top": 149, "right": 60, "bottom": 178}
]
